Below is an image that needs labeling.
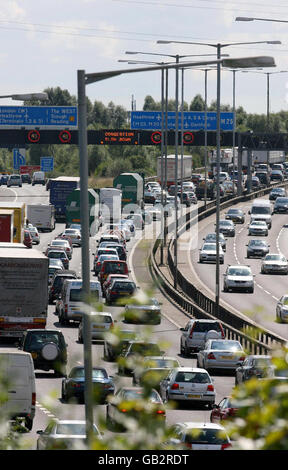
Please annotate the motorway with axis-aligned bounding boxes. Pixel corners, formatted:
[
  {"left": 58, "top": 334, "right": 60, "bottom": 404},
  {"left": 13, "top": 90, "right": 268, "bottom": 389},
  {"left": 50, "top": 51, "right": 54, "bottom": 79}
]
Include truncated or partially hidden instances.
[{"left": 0, "top": 184, "right": 236, "bottom": 449}]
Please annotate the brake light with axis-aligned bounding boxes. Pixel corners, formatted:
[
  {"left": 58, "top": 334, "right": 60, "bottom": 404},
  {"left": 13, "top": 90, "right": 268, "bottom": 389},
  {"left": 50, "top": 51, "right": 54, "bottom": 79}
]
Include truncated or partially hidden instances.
[
  {"left": 110, "top": 291, "right": 117, "bottom": 295},
  {"left": 221, "top": 443, "right": 232, "bottom": 450},
  {"left": 32, "top": 392, "right": 36, "bottom": 406},
  {"left": 239, "top": 356, "right": 246, "bottom": 362},
  {"left": 189, "top": 323, "right": 196, "bottom": 338},
  {"left": 71, "top": 383, "right": 82, "bottom": 388},
  {"left": 171, "top": 383, "right": 179, "bottom": 390},
  {"left": 156, "top": 410, "right": 165, "bottom": 415},
  {"left": 64, "top": 304, "right": 68, "bottom": 314},
  {"left": 219, "top": 323, "right": 225, "bottom": 338},
  {"left": 207, "top": 384, "right": 214, "bottom": 391},
  {"left": 120, "top": 408, "right": 127, "bottom": 413},
  {"left": 207, "top": 353, "right": 216, "bottom": 360}
]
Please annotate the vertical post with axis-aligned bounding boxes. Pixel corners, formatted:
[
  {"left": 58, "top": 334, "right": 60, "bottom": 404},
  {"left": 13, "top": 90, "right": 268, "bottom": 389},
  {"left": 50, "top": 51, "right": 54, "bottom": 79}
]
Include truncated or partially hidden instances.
[
  {"left": 215, "top": 44, "right": 221, "bottom": 316},
  {"left": 266, "top": 73, "right": 270, "bottom": 169},
  {"left": 232, "top": 70, "right": 236, "bottom": 195},
  {"left": 164, "top": 68, "right": 168, "bottom": 248},
  {"left": 77, "top": 70, "right": 94, "bottom": 446},
  {"left": 204, "top": 69, "right": 208, "bottom": 209},
  {"left": 237, "top": 134, "right": 243, "bottom": 196},
  {"left": 174, "top": 55, "right": 179, "bottom": 289},
  {"left": 180, "top": 68, "right": 184, "bottom": 206},
  {"left": 247, "top": 148, "right": 252, "bottom": 194},
  {"left": 160, "top": 68, "right": 165, "bottom": 265}
]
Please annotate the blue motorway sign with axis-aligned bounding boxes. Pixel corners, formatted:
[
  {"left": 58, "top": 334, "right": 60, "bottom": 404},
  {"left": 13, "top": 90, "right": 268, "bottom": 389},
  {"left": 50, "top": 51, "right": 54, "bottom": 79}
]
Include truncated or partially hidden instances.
[
  {"left": 40, "top": 156, "right": 54, "bottom": 172},
  {"left": 131, "top": 111, "right": 234, "bottom": 131},
  {"left": 0, "top": 106, "right": 77, "bottom": 129},
  {"left": 13, "top": 148, "right": 26, "bottom": 170}
]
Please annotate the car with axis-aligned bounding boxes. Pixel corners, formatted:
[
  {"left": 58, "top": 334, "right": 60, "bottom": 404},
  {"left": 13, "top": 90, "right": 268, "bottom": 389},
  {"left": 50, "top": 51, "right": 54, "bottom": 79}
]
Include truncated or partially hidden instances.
[
  {"left": 141, "top": 209, "right": 153, "bottom": 224},
  {"left": 7, "top": 174, "right": 22, "bottom": 187},
  {"left": 106, "top": 279, "right": 137, "bottom": 304},
  {"left": 217, "top": 172, "right": 230, "bottom": 183},
  {"left": 109, "top": 224, "right": 131, "bottom": 241},
  {"left": 132, "top": 356, "right": 181, "bottom": 388},
  {"left": 104, "top": 243, "right": 127, "bottom": 261},
  {"left": 144, "top": 188, "right": 157, "bottom": 204},
  {"left": 0, "top": 175, "right": 8, "bottom": 185},
  {"left": 98, "top": 260, "right": 129, "bottom": 286},
  {"left": 48, "top": 260, "right": 65, "bottom": 284},
  {"left": 119, "top": 219, "right": 135, "bottom": 237},
  {"left": 245, "top": 176, "right": 261, "bottom": 190},
  {"left": 21, "top": 173, "right": 31, "bottom": 184},
  {"left": 123, "top": 297, "right": 162, "bottom": 324},
  {"left": 218, "top": 219, "right": 235, "bottom": 237},
  {"left": 159, "top": 367, "right": 215, "bottom": 408},
  {"left": 93, "top": 247, "right": 118, "bottom": 268},
  {"left": 36, "top": 420, "right": 102, "bottom": 450},
  {"left": 225, "top": 208, "right": 245, "bottom": 224},
  {"left": 246, "top": 239, "right": 270, "bottom": 258},
  {"left": 248, "top": 220, "right": 268, "bottom": 236},
  {"left": 46, "top": 249, "right": 69, "bottom": 270},
  {"left": 118, "top": 341, "right": 164, "bottom": 376},
  {"left": 18, "top": 329, "right": 68, "bottom": 376},
  {"left": 199, "top": 242, "right": 224, "bottom": 264},
  {"left": 168, "top": 422, "right": 232, "bottom": 450},
  {"left": 210, "top": 396, "right": 250, "bottom": 424},
  {"left": 49, "top": 239, "right": 73, "bottom": 259},
  {"left": 48, "top": 270, "right": 78, "bottom": 304},
  {"left": 78, "top": 311, "right": 115, "bottom": 343},
  {"left": 61, "top": 228, "right": 82, "bottom": 246},
  {"left": 94, "top": 253, "right": 119, "bottom": 276},
  {"left": 23, "top": 229, "right": 33, "bottom": 248},
  {"left": 125, "top": 213, "right": 144, "bottom": 230},
  {"left": 106, "top": 387, "right": 165, "bottom": 431},
  {"left": 145, "top": 181, "right": 161, "bottom": 192},
  {"left": 102, "top": 274, "right": 129, "bottom": 298},
  {"left": 273, "top": 197, "right": 288, "bottom": 213},
  {"left": 97, "top": 233, "right": 121, "bottom": 246},
  {"left": 180, "top": 319, "right": 225, "bottom": 356},
  {"left": 261, "top": 253, "right": 288, "bottom": 275},
  {"left": 223, "top": 265, "right": 254, "bottom": 293},
  {"left": 270, "top": 169, "right": 284, "bottom": 182},
  {"left": 203, "top": 233, "right": 226, "bottom": 251},
  {"left": 68, "top": 223, "right": 81, "bottom": 232},
  {"left": 191, "top": 174, "right": 202, "bottom": 185},
  {"left": 103, "top": 328, "right": 139, "bottom": 362},
  {"left": 276, "top": 295, "right": 288, "bottom": 323},
  {"left": 255, "top": 171, "right": 270, "bottom": 186},
  {"left": 235, "top": 355, "right": 273, "bottom": 385},
  {"left": 61, "top": 366, "right": 115, "bottom": 404},
  {"left": 182, "top": 181, "right": 195, "bottom": 192},
  {"left": 177, "top": 191, "right": 197, "bottom": 207},
  {"left": 26, "top": 226, "right": 40, "bottom": 244},
  {"left": 269, "top": 187, "right": 286, "bottom": 200},
  {"left": 222, "top": 180, "right": 237, "bottom": 195},
  {"left": 197, "top": 339, "right": 246, "bottom": 373}
]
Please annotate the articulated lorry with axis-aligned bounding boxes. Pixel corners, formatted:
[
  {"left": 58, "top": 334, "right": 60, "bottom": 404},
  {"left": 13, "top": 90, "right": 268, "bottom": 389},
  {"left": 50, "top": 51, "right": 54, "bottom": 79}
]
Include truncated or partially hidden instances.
[
  {"left": 0, "top": 247, "right": 48, "bottom": 338},
  {"left": 49, "top": 177, "right": 79, "bottom": 222}
]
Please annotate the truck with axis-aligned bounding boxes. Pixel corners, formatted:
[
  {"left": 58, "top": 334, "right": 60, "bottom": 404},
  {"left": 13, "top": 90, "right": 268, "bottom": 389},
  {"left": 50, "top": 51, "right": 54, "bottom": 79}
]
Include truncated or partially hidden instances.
[
  {"left": 0, "top": 247, "right": 49, "bottom": 338},
  {"left": 26, "top": 204, "right": 55, "bottom": 232},
  {"left": 65, "top": 188, "right": 100, "bottom": 236},
  {"left": 0, "top": 210, "right": 14, "bottom": 242},
  {"left": 99, "top": 187, "right": 122, "bottom": 223},
  {"left": 49, "top": 176, "right": 79, "bottom": 222},
  {"left": 0, "top": 202, "right": 25, "bottom": 243},
  {"left": 157, "top": 154, "right": 193, "bottom": 187},
  {"left": 113, "top": 173, "right": 144, "bottom": 211}
]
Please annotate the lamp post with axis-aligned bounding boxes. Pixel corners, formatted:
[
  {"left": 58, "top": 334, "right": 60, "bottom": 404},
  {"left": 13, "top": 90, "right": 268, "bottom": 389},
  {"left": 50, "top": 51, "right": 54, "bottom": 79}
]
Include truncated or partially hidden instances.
[
  {"left": 157, "top": 39, "right": 279, "bottom": 315},
  {"left": 0, "top": 92, "right": 48, "bottom": 101}
]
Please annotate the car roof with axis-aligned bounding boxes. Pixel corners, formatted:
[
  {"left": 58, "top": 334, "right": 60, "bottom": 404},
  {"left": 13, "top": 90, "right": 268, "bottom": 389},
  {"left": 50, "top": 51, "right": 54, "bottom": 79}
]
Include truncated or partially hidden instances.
[
  {"left": 176, "top": 422, "right": 225, "bottom": 430},
  {"left": 173, "top": 367, "right": 209, "bottom": 373}
]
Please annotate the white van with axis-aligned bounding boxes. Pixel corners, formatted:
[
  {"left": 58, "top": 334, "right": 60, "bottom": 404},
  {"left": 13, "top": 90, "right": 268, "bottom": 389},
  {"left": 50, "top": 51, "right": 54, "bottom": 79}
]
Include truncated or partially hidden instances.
[
  {"left": 56, "top": 279, "right": 103, "bottom": 325},
  {"left": 249, "top": 199, "right": 273, "bottom": 229},
  {"left": 0, "top": 350, "right": 36, "bottom": 430},
  {"left": 32, "top": 171, "right": 45, "bottom": 186}
]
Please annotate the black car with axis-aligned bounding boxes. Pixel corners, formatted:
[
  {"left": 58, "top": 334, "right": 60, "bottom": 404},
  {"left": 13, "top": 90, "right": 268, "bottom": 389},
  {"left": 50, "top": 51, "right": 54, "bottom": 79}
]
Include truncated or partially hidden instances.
[
  {"left": 48, "top": 270, "right": 78, "bottom": 304},
  {"left": 105, "top": 279, "right": 137, "bottom": 305},
  {"left": 235, "top": 355, "right": 273, "bottom": 385},
  {"left": 0, "top": 175, "right": 8, "bottom": 185},
  {"left": 225, "top": 208, "right": 245, "bottom": 224},
  {"left": 61, "top": 366, "right": 115, "bottom": 404},
  {"left": 246, "top": 239, "right": 270, "bottom": 258},
  {"left": 270, "top": 170, "right": 284, "bottom": 182},
  {"left": 218, "top": 220, "right": 235, "bottom": 237},
  {"left": 255, "top": 171, "right": 270, "bottom": 186},
  {"left": 269, "top": 187, "right": 286, "bottom": 201},
  {"left": 118, "top": 341, "right": 164, "bottom": 376},
  {"left": 103, "top": 329, "right": 139, "bottom": 362},
  {"left": 18, "top": 329, "right": 68, "bottom": 376},
  {"left": 21, "top": 173, "right": 32, "bottom": 184},
  {"left": 273, "top": 197, "right": 288, "bottom": 213}
]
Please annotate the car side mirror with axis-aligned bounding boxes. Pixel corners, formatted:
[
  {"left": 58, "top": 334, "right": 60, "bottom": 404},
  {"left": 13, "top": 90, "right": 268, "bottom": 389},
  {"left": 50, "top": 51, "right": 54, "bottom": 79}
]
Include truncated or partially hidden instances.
[{"left": 180, "top": 327, "right": 185, "bottom": 331}]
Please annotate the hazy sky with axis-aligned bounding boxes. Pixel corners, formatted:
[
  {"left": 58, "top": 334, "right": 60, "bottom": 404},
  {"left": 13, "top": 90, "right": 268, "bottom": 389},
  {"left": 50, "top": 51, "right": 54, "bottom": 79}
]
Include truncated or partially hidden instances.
[{"left": 1, "top": 0, "right": 288, "bottom": 115}]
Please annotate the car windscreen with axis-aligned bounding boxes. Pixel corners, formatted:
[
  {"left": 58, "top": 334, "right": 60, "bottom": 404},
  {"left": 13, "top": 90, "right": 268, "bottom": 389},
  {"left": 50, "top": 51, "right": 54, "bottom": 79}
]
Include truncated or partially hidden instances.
[
  {"left": 56, "top": 423, "right": 86, "bottom": 436},
  {"left": 48, "top": 252, "right": 66, "bottom": 259},
  {"left": 251, "top": 206, "right": 270, "bottom": 214},
  {"left": 69, "top": 288, "right": 99, "bottom": 302},
  {"left": 112, "top": 282, "right": 135, "bottom": 290},
  {"left": 27, "top": 332, "right": 61, "bottom": 347},
  {"left": 90, "top": 315, "right": 112, "bottom": 323},
  {"left": 129, "top": 343, "right": 161, "bottom": 356},
  {"left": 227, "top": 268, "right": 251, "bottom": 276},
  {"left": 104, "top": 262, "right": 127, "bottom": 274},
  {"left": 184, "top": 428, "right": 229, "bottom": 445},
  {"left": 210, "top": 341, "right": 242, "bottom": 351},
  {"left": 175, "top": 372, "right": 210, "bottom": 383},
  {"left": 70, "top": 368, "right": 108, "bottom": 379},
  {"left": 193, "top": 322, "right": 221, "bottom": 332}
]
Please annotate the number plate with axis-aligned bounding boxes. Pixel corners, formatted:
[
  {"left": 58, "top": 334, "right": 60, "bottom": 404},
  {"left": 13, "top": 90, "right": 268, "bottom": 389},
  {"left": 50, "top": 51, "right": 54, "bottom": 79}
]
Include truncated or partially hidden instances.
[
  {"left": 220, "top": 356, "right": 234, "bottom": 360},
  {"left": 186, "top": 394, "right": 201, "bottom": 399}
]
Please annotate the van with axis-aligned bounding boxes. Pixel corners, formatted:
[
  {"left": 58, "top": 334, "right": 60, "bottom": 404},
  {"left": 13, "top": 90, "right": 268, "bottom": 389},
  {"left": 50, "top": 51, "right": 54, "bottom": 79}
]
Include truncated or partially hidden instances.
[
  {"left": 0, "top": 350, "right": 36, "bottom": 430},
  {"left": 249, "top": 199, "right": 273, "bottom": 229},
  {"left": 56, "top": 279, "right": 103, "bottom": 325},
  {"left": 32, "top": 171, "right": 45, "bottom": 186},
  {"left": 98, "top": 260, "right": 129, "bottom": 285}
]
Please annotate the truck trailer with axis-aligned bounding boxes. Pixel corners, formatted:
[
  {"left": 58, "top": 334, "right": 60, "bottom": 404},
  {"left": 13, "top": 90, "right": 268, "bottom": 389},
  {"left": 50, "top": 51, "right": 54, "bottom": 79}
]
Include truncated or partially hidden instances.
[
  {"left": 0, "top": 202, "right": 25, "bottom": 243},
  {"left": 65, "top": 188, "right": 100, "bottom": 236},
  {"left": 49, "top": 177, "right": 79, "bottom": 222},
  {"left": 157, "top": 154, "right": 193, "bottom": 186},
  {"left": 0, "top": 210, "right": 14, "bottom": 242},
  {"left": 113, "top": 173, "right": 144, "bottom": 210},
  {"left": 99, "top": 187, "right": 122, "bottom": 223}
]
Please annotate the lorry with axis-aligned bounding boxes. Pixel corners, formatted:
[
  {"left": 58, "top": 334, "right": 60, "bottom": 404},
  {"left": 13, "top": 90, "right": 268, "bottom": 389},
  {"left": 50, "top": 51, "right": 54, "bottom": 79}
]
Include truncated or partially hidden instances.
[
  {"left": 49, "top": 176, "right": 79, "bottom": 222},
  {"left": 0, "top": 247, "right": 48, "bottom": 338},
  {"left": 26, "top": 204, "right": 55, "bottom": 232},
  {"left": 0, "top": 202, "right": 25, "bottom": 243},
  {"left": 65, "top": 188, "right": 100, "bottom": 236},
  {"left": 157, "top": 154, "right": 193, "bottom": 187},
  {"left": 99, "top": 187, "right": 122, "bottom": 223},
  {"left": 113, "top": 173, "right": 144, "bottom": 211},
  {"left": 0, "top": 210, "right": 14, "bottom": 242}
]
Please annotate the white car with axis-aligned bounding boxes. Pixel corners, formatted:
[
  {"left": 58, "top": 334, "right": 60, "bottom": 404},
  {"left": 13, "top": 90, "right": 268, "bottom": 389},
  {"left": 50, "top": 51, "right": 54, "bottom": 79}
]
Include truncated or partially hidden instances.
[
  {"left": 27, "top": 226, "right": 40, "bottom": 245},
  {"left": 169, "top": 422, "right": 232, "bottom": 450},
  {"left": 61, "top": 228, "right": 82, "bottom": 246},
  {"left": 36, "top": 420, "right": 102, "bottom": 450},
  {"left": 199, "top": 242, "right": 224, "bottom": 264},
  {"left": 248, "top": 220, "right": 268, "bottom": 236},
  {"left": 49, "top": 239, "right": 73, "bottom": 259},
  {"left": 223, "top": 265, "right": 254, "bottom": 293},
  {"left": 78, "top": 312, "right": 114, "bottom": 343},
  {"left": 276, "top": 295, "right": 288, "bottom": 323},
  {"left": 197, "top": 339, "right": 246, "bottom": 372},
  {"left": 261, "top": 254, "right": 288, "bottom": 275}
]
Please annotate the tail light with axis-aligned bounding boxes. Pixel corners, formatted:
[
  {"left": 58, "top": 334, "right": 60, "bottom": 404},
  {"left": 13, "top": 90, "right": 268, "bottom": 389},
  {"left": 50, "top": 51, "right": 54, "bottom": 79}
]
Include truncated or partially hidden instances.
[
  {"left": 71, "top": 383, "right": 82, "bottom": 388},
  {"left": 221, "top": 442, "right": 232, "bottom": 450},
  {"left": 189, "top": 323, "right": 196, "bottom": 338},
  {"left": 77, "top": 236, "right": 80, "bottom": 239},
  {"left": 32, "top": 392, "right": 36, "bottom": 406},
  {"left": 239, "top": 356, "right": 246, "bottom": 362},
  {"left": 110, "top": 322, "right": 114, "bottom": 329},
  {"left": 156, "top": 410, "right": 165, "bottom": 415},
  {"left": 207, "top": 353, "right": 216, "bottom": 360},
  {"left": 120, "top": 408, "right": 127, "bottom": 413},
  {"left": 207, "top": 384, "right": 214, "bottom": 391},
  {"left": 219, "top": 323, "right": 225, "bottom": 338},
  {"left": 110, "top": 291, "right": 117, "bottom": 295},
  {"left": 171, "top": 383, "right": 179, "bottom": 390},
  {"left": 64, "top": 304, "right": 68, "bottom": 314}
]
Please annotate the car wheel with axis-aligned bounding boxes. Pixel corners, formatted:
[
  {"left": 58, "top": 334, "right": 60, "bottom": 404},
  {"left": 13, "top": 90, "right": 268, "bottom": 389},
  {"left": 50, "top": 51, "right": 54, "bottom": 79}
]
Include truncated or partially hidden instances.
[
  {"left": 78, "top": 332, "right": 83, "bottom": 344},
  {"left": 61, "top": 384, "right": 67, "bottom": 401},
  {"left": 25, "top": 417, "right": 33, "bottom": 431}
]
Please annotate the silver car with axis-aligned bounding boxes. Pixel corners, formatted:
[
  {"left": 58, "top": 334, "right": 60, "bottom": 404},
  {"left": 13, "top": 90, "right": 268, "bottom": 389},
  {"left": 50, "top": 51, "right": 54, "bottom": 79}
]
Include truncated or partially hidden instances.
[
  {"left": 203, "top": 232, "right": 226, "bottom": 251},
  {"left": 159, "top": 367, "right": 216, "bottom": 408},
  {"left": 36, "top": 420, "right": 102, "bottom": 450},
  {"left": 248, "top": 220, "right": 268, "bottom": 236},
  {"left": 218, "top": 219, "right": 235, "bottom": 237},
  {"left": 199, "top": 242, "right": 224, "bottom": 264},
  {"left": 197, "top": 339, "right": 246, "bottom": 372},
  {"left": 276, "top": 295, "right": 288, "bottom": 323},
  {"left": 78, "top": 312, "right": 114, "bottom": 343},
  {"left": 168, "top": 422, "right": 231, "bottom": 450},
  {"left": 61, "top": 228, "right": 82, "bottom": 246},
  {"left": 27, "top": 226, "right": 40, "bottom": 245},
  {"left": 261, "top": 254, "right": 288, "bottom": 275},
  {"left": 223, "top": 265, "right": 254, "bottom": 293}
]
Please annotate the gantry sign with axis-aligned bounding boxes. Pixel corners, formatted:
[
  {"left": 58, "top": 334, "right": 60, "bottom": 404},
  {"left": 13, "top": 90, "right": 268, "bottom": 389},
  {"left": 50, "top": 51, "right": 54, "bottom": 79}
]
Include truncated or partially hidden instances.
[{"left": 0, "top": 128, "right": 288, "bottom": 149}]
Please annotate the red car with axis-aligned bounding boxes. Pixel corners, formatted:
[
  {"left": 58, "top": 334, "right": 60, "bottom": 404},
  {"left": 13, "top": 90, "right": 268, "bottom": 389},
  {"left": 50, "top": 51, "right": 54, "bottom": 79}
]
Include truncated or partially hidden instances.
[
  {"left": 98, "top": 260, "right": 129, "bottom": 285},
  {"left": 210, "top": 396, "right": 241, "bottom": 423},
  {"left": 24, "top": 229, "right": 33, "bottom": 248}
]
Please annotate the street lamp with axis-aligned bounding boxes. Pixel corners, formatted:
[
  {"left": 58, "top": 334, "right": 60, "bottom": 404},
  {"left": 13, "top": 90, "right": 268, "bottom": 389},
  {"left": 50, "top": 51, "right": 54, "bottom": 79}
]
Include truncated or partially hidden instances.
[
  {"left": 157, "top": 39, "right": 279, "bottom": 315},
  {"left": 236, "top": 16, "right": 288, "bottom": 24},
  {"left": 0, "top": 92, "right": 48, "bottom": 101}
]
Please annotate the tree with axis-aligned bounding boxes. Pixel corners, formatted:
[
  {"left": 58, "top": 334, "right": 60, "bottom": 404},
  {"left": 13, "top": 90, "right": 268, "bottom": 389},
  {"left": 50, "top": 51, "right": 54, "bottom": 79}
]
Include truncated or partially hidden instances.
[{"left": 189, "top": 94, "right": 205, "bottom": 111}]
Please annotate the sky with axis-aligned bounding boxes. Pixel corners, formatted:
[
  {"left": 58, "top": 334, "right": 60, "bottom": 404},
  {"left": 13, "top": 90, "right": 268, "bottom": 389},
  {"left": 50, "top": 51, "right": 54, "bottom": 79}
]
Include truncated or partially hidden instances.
[{"left": 1, "top": 0, "right": 288, "bottom": 116}]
